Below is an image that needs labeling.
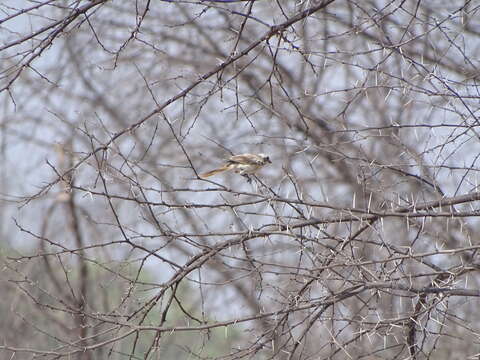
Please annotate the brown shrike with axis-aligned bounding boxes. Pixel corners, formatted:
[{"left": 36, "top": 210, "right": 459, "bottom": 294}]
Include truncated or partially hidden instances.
[{"left": 199, "top": 153, "right": 271, "bottom": 178}]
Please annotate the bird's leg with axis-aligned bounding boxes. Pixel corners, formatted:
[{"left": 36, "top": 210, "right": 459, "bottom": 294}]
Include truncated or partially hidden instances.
[{"left": 241, "top": 173, "right": 252, "bottom": 183}]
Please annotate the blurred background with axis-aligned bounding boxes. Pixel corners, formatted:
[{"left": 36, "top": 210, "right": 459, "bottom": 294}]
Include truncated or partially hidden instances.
[{"left": 1, "top": 0, "right": 480, "bottom": 358}]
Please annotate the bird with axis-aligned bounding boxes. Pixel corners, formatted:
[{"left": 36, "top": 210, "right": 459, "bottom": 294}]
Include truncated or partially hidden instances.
[{"left": 199, "top": 153, "right": 271, "bottom": 179}]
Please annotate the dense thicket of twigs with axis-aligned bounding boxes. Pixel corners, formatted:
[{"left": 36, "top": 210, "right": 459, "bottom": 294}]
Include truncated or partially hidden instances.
[{"left": 1, "top": 0, "right": 480, "bottom": 359}]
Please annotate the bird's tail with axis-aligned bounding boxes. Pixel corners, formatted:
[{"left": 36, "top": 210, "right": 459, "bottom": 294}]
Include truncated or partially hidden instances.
[{"left": 199, "top": 165, "right": 231, "bottom": 178}]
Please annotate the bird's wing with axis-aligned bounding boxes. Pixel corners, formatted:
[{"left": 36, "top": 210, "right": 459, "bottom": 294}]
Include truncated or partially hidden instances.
[{"left": 228, "top": 154, "right": 260, "bottom": 165}]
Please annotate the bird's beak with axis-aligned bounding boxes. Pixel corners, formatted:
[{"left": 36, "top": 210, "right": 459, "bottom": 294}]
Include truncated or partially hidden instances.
[{"left": 266, "top": 157, "right": 272, "bottom": 163}]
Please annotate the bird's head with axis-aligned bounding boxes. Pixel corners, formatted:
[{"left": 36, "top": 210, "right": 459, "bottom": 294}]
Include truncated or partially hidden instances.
[{"left": 259, "top": 153, "right": 272, "bottom": 164}]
